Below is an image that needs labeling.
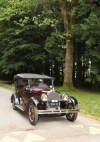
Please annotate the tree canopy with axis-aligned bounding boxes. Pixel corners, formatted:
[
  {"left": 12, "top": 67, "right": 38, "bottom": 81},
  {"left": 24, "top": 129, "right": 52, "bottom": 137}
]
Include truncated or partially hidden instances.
[{"left": 0, "top": 0, "right": 100, "bottom": 90}]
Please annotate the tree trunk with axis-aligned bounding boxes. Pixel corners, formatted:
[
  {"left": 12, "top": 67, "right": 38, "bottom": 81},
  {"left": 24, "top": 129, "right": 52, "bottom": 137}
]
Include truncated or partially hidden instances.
[
  {"left": 54, "top": 60, "right": 60, "bottom": 86},
  {"left": 44, "top": 60, "right": 50, "bottom": 76},
  {"left": 59, "top": 0, "right": 79, "bottom": 89},
  {"left": 76, "top": 43, "right": 83, "bottom": 88},
  {"left": 63, "top": 40, "right": 74, "bottom": 89}
]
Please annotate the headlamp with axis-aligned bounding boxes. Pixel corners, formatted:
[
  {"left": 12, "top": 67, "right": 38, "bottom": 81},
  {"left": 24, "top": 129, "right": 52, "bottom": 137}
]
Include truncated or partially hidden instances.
[
  {"left": 41, "top": 93, "right": 48, "bottom": 101},
  {"left": 62, "top": 94, "right": 68, "bottom": 101}
]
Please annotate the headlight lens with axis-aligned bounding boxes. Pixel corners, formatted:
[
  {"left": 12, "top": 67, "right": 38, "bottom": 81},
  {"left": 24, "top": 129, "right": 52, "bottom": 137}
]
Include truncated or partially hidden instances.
[
  {"left": 62, "top": 94, "right": 68, "bottom": 101},
  {"left": 41, "top": 93, "right": 48, "bottom": 101}
]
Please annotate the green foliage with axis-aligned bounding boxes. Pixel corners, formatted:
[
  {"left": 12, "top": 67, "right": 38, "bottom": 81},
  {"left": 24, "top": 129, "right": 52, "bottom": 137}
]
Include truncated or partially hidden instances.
[
  {"left": 0, "top": 82, "right": 14, "bottom": 91},
  {"left": 0, "top": 0, "right": 66, "bottom": 75},
  {"left": 0, "top": 0, "right": 100, "bottom": 91},
  {"left": 45, "top": 32, "right": 66, "bottom": 60},
  {"left": 0, "top": 1, "right": 46, "bottom": 73},
  {"left": 56, "top": 87, "right": 100, "bottom": 119},
  {"left": 73, "top": 0, "right": 100, "bottom": 86}
]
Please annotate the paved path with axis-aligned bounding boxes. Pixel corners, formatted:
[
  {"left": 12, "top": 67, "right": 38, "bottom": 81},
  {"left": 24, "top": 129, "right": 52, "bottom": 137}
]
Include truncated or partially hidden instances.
[{"left": 0, "top": 87, "right": 100, "bottom": 142}]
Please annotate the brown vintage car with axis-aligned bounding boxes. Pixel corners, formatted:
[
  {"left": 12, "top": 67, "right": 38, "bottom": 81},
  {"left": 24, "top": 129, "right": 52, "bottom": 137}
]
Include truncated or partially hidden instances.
[{"left": 11, "top": 73, "right": 79, "bottom": 125}]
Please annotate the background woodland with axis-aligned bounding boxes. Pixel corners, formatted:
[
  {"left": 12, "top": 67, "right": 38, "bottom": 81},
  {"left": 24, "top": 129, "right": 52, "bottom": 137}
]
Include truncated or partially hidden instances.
[{"left": 0, "top": 0, "right": 100, "bottom": 90}]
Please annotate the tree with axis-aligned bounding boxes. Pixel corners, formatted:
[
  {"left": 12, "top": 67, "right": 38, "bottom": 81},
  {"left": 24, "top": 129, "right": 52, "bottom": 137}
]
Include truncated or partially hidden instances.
[
  {"left": 0, "top": 0, "right": 100, "bottom": 91},
  {"left": 58, "top": 0, "right": 79, "bottom": 89},
  {"left": 73, "top": 0, "right": 100, "bottom": 90},
  {"left": 0, "top": 0, "right": 49, "bottom": 74}
]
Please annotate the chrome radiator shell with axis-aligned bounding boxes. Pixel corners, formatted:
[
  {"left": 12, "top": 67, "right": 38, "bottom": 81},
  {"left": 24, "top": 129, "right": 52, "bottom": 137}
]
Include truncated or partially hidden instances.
[{"left": 47, "top": 91, "right": 60, "bottom": 108}]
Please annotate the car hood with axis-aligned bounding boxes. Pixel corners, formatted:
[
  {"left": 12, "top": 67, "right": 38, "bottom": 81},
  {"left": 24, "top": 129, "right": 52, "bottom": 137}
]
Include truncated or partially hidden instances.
[{"left": 31, "top": 87, "right": 50, "bottom": 94}]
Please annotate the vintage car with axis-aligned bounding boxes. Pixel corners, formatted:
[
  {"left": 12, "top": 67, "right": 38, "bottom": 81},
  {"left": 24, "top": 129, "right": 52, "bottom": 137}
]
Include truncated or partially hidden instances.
[{"left": 11, "top": 73, "right": 79, "bottom": 125}]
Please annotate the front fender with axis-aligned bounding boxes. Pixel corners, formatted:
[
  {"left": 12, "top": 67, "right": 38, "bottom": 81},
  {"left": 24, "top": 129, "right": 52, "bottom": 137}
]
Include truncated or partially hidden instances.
[
  {"left": 11, "top": 93, "right": 18, "bottom": 103},
  {"left": 28, "top": 97, "right": 39, "bottom": 107},
  {"left": 68, "top": 96, "right": 78, "bottom": 106}
]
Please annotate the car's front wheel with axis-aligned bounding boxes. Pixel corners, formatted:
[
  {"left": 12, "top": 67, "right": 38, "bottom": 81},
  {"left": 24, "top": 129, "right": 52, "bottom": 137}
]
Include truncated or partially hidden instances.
[
  {"left": 66, "top": 104, "right": 78, "bottom": 122},
  {"left": 28, "top": 102, "right": 38, "bottom": 125}
]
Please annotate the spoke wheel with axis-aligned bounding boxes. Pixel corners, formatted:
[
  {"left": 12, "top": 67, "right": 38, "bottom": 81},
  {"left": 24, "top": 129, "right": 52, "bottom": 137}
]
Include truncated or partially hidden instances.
[
  {"left": 28, "top": 102, "right": 38, "bottom": 125},
  {"left": 66, "top": 104, "right": 78, "bottom": 122},
  {"left": 12, "top": 97, "right": 17, "bottom": 110}
]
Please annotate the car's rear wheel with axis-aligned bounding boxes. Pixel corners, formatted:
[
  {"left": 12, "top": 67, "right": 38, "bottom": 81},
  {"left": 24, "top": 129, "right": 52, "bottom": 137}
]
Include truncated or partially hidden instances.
[
  {"left": 12, "top": 97, "right": 17, "bottom": 110},
  {"left": 66, "top": 104, "right": 78, "bottom": 122},
  {"left": 28, "top": 102, "right": 38, "bottom": 125}
]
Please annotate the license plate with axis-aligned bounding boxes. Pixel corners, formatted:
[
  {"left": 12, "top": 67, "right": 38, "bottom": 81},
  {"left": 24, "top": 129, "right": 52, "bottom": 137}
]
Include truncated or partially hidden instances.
[{"left": 50, "top": 102, "right": 59, "bottom": 106}]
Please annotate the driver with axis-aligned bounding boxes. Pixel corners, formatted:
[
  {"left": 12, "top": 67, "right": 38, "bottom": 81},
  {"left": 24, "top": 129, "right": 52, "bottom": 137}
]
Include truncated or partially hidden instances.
[{"left": 24, "top": 79, "right": 36, "bottom": 89}]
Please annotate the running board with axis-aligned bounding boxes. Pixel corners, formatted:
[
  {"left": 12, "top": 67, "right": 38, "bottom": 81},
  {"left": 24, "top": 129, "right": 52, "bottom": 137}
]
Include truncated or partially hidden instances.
[{"left": 15, "top": 104, "right": 24, "bottom": 111}]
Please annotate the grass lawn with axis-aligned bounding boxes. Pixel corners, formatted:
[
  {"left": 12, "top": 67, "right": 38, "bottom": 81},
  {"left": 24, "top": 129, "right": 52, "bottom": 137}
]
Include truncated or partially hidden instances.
[
  {"left": 0, "top": 82, "right": 14, "bottom": 91},
  {"left": 0, "top": 82, "right": 100, "bottom": 120},
  {"left": 56, "top": 87, "right": 100, "bottom": 120}
]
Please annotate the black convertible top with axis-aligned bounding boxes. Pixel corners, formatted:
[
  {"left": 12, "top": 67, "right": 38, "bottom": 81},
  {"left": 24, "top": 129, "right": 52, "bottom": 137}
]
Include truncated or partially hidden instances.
[{"left": 14, "top": 73, "right": 54, "bottom": 80}]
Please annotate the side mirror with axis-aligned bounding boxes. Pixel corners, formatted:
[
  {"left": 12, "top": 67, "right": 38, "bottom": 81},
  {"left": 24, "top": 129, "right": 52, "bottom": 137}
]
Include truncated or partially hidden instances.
[
  {"left": 50, "top": 85, "right": 54, "bottom": 90},
  {"left": 50, "top": 85, "right": 52, "bottom": 89}
]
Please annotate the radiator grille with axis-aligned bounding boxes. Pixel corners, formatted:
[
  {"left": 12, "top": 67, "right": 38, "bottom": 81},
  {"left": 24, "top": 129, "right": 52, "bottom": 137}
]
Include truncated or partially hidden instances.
[
  {"left": 47, "top": 92, "right": 60, "bottom": 108},
  {"left": 48, "top": 92, "right": 60, "bottom": 101}
]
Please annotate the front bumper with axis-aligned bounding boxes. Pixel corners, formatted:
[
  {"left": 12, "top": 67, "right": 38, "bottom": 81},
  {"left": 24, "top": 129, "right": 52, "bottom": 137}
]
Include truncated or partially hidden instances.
[{"left": 37, "top": 108, "right": 79, "bottom": 114}]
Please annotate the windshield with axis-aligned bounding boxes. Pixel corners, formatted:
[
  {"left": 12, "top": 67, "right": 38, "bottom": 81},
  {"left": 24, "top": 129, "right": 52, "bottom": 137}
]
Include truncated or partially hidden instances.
[
  {"left": 17, "top": 78, "right": 53, "bottom": 90},
  {"left": 35, "top": 79, "right": 52, "bottom": 88}
]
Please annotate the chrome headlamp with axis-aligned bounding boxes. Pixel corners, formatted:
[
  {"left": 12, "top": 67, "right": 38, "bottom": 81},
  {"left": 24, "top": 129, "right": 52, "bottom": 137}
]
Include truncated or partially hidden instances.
[
  {"left": 41, "top": 93, "right": 48, "bottom": 101},
  {"left": 62, "top": 93, "right": 68, "bottom": 101}
]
